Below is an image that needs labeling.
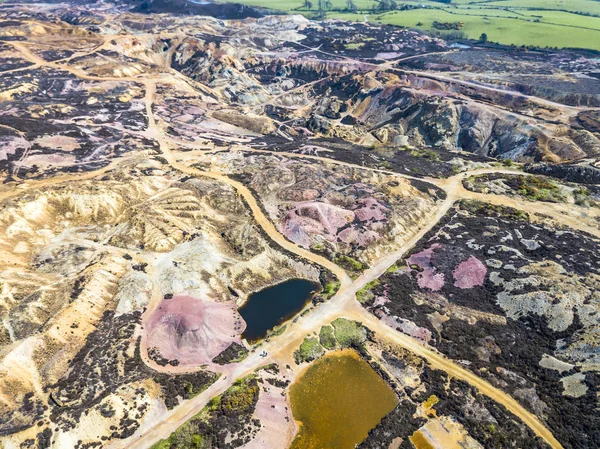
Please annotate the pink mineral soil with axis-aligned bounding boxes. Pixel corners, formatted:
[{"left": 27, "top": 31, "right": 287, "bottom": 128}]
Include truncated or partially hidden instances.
[
  {"left": 377, "top": 311, "right": 432, "bottom": 344},
  {"left": 406, "top": 243, "right": 445, "bottom": 291},
  {"left": 280, "top": 195, "right": 390, "bottom": 248},
  {"left": 337, "top": 226, "right": 380, "bottom": 246},
  {"left": 240, "top": 378, "right": 294, "bottom": 449},
  {"left": 281, "top": 202, "right": 354, "bottom": 247},
  {"left": 146, "top": 295, "right": 245, "bottom": 366},
  {"left": 354, "top": 198, "right": 389, "bottom": 222},
  {"left": 452, "top": 256, "right": 487, "bottom": 289}
]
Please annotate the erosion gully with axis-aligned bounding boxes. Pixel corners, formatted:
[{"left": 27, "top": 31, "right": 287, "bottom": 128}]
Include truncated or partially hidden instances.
[{"left": 4, "top": 43, "right": 570, "bottom": 449}]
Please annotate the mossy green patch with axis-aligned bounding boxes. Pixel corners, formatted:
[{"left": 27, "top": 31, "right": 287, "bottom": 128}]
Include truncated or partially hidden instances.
[
  {"left": 334, "top": 254, "right": 366, "bottom": 273},
  {"left": 466, "top": 173, "right": 567, "bottom": 203},
  {"left": 357, "top": 280, "right": 379, "bottom": 304},
  {"left": 150, "top": 440, "right": 171, "bottom": 449},
  {"left": 345, "top": 42, "right": 365, "bottom": 49},
  {"left": 321, "top": 280, "right": 340, "bottom": 300},
  {"left": 319, "top": 325, "right": 337, "bottom": 350},
  {"left": 459, "top": 199, "right": 529, "bottom": 221},
  {"left": 294, "top": 336, "right": 325, "bottom": 364},
  {"left": 401, "top": 147, "right": 442, "bottom": 162},
  {"left": 331, "top": 318, "right": 367, "bottom": 348},
  {"left": 512, "top": 175, "right": 566, "bottom": 203},
  {"left": 267, "top": 324, "right": 287, "bottom": 338}
]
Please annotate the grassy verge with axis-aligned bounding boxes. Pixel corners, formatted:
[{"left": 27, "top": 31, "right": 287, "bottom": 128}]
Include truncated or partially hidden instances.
[{"left": 216, "top": 0, "right": 600, "bottom": 50}]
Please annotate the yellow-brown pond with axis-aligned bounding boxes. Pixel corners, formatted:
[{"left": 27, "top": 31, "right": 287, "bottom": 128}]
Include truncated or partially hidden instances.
[{"left": 289, "top": 349, "right": 398, "bottom": 449}]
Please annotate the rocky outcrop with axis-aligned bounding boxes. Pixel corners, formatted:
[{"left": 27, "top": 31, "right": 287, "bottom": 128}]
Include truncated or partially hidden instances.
[
  {"left": 133, "top": 0, "right": 265, "bottom": 19},
  {"left": 213, "top": 110, "right": 275, "bottom": 134},
  {"left": 525, "top": 162, "right": 600, "bottom": 184}
]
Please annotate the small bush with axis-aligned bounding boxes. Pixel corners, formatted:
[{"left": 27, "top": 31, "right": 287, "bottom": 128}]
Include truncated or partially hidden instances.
[{"left": 322, "top": 280, "right": 340, "bottom": 299}]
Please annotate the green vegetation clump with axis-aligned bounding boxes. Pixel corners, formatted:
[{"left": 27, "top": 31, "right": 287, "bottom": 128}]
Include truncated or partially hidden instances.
[
  {"left": 151, "top": 440, "right": 172, "bottom": 449},
  {"left": 331, "top": 318, "right": 367, "bottom": 348},
  {"left": 465, "top": 173, "right": 568, "bottom": 204},
  {"left": 319, "top": 325, "right": 337, "bottom": 349},
  {"left": 385, "top": 263, "right": 401, "bottom": 274},
  {"left": 345, "top": 42, "right": 365, "bottom": 49},
  {"left": 153, "top": 421, "right": 207, "bottom": 449},
  {"left": 400, "top": 146, "right": 442, "bottom": 162},
  {"left": 356, "top": 280, "right": 379, "bottom": 304},
  {"left": 322, "top": 280, "right": 340, "bottom": 299},
  {"left": 310, "top": 242, "right": 326, "bottom": 252},
  {"left": 153, "top": 371, "right": 219, "bottom": 410},
  {"left": 459, "top": 199, "right": 529, "bottom": 221},
  {"left": 294, "top": 336, "right": 325, "bottom": 364},
  {"left": 511, "top": 175, "right": 566, "bottom": 203},
  {"left": 221, "top": 378, "right": 260, "bottom": 414},
  {"left": 295, "top": 320, "right": 369, "bottom": 363},
  {"left": 573, "top": 187, "right": 599, "bottom": 207},
  {"left": 267, "top": 324, "right": 287, "bottom": 338},
  {"left": 334, "top": 254, "right": 366, "bottom": 272},
  {"left": 432, "top": 20, "right": 464, "bottom": 31},
  {"left": 574, "top": 187, "right": 590, "bottom": 198},
  {"left": 151, "top": 375, "right": 259, "bottom": 449},
  {"left": 257, "top": 363, "right": 279, "bottom": 374},
  {"left": 212, "top": 342, "right": 249, "bottom": 365}
]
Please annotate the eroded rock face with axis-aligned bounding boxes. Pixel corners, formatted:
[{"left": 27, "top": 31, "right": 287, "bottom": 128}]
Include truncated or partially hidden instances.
[
  {"left": 115, "top": 271, "right": 153, "bottom": 314},
  {"left": 282, "top": 202, "right": 356, "bottom": 247},
  {"left": 296, "top": 73, "right": 599, "bottom": 162},
  {"left": 0, "top": 3, "right": 599, "bottom": 449},
  {"left": 525, "top": 162, "right": 600, "bottom": 184},
  {"left": 200, "top": 151, "right": 443, "bottom": 270},
  {"left": 0, "top": 161, "right": 321, "bottom": 447},
  {"left": 212, "top": 110, "right": 275, "bottom": 134}
]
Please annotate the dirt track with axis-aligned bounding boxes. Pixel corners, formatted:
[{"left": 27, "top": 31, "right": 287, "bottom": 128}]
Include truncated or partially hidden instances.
[{"left": 6, "top": 43, "right": 574, "bottom": 449}]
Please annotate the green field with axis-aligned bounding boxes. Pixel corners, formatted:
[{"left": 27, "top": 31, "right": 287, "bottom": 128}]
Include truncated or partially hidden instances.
[{"left": 218, "top": 0, "right": 600, "bottom": 50}]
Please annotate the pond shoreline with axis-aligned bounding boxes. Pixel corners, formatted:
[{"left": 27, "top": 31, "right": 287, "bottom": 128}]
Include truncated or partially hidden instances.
[
  {"left": 288, "top": 348, "right": 399, "bottom": 449},
  {"left": 239, "top": 278, "right": 322, "bottom": 343}
]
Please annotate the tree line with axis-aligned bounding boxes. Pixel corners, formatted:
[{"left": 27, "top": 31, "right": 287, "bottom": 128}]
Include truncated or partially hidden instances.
[{"left": 301, "top": 0, "right": 421, "bottom": 17}]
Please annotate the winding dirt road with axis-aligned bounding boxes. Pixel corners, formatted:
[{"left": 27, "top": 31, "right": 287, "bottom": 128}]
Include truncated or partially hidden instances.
[
  {"left": 122, "top": 81, "right": 566, "bottom": 448},
  {"left": 170, "top": 139, "right": 600, "bottom": 239},
  {"left": 111, "top": 177, "right": 563, "bottom": 449},
  {"left": 5, "top": 41, "right": 576, "bottom": 449}
]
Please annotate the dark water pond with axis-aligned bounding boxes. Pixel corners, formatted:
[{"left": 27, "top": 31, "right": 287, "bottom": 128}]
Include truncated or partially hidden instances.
[{"left": 239, "top": 278, "right": 320, "bottom": 343}]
